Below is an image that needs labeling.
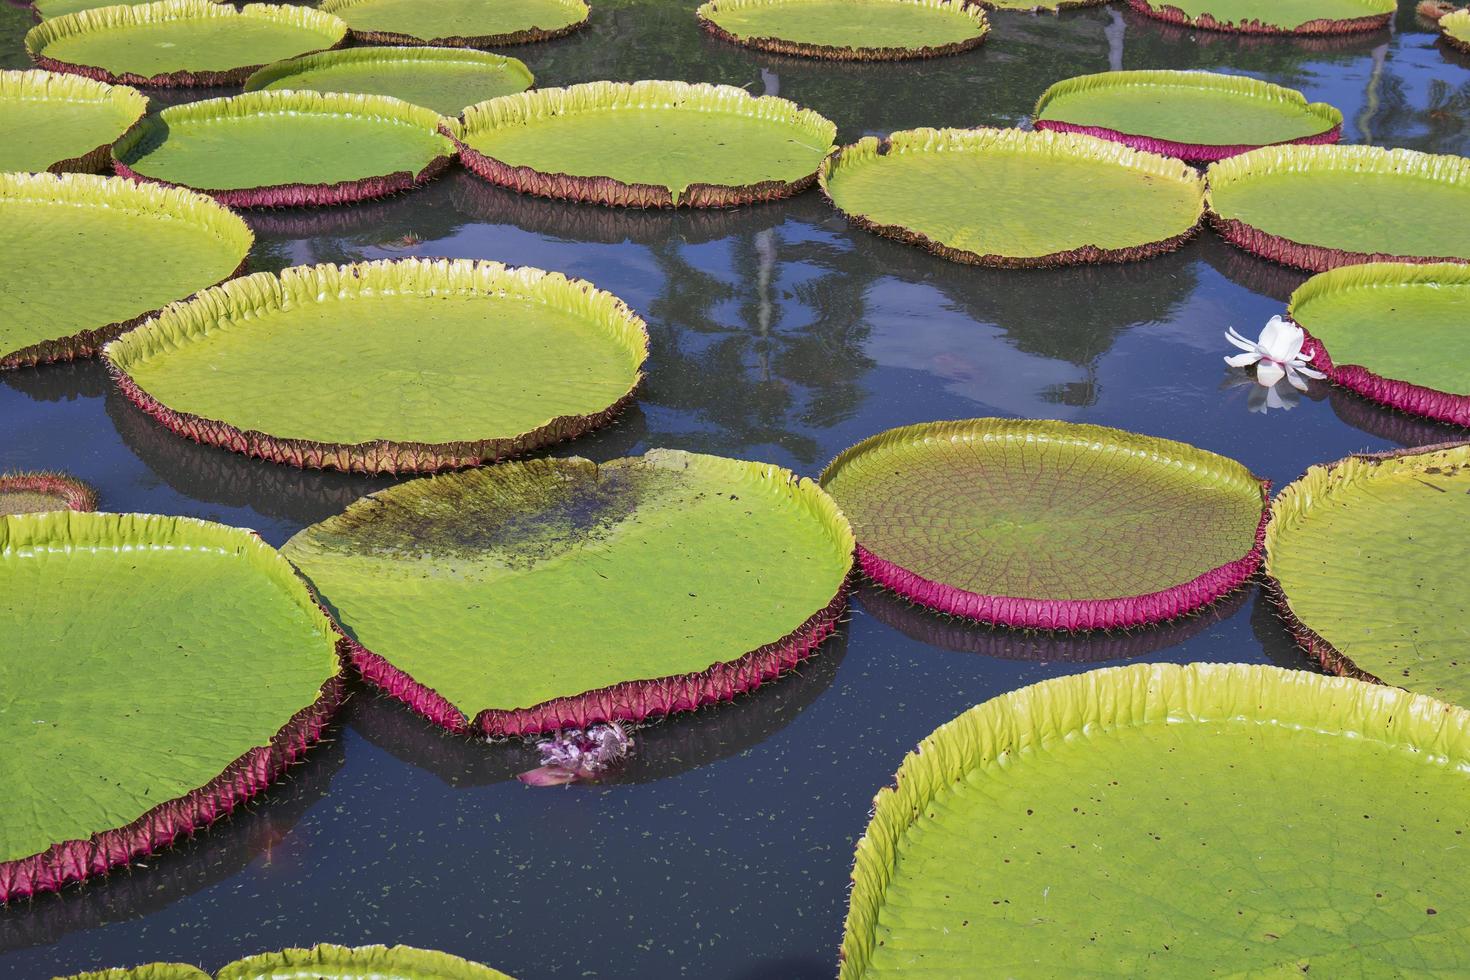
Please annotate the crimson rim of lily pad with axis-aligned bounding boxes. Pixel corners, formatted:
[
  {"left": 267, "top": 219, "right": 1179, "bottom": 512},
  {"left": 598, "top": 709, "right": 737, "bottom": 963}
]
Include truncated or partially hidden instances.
[
  {"left": 1124, "top": 0, "right": 1393, "bottom": 35},
  {"left": 30, "top": 41, "right": 347, "bottom": 88},
  {"left": 0, "top": 657, "right": 346, "bottom": 904},
  {"left": 345, "top": 19, "right": 588, "bottom": 48},
  {"left": 1207, "top": 213, "right": 1470, "bottom": 273},
  {"left": 111, "top": 153, "right": 454, "bottom": 209},
  {"left": 694, "top": 14, "right": 989, "bottom": 62},
  {"left": 336, "top": 581, "right": 852, "bottom": 738},
  {"left": 1296, "top": 324, "right": 1470, "bottom": 428},
  {"left": 855, "top": 486, "right": 1270, "bottom": 632},
  {"left": 448, "top": 127, "right": 821, "bottom": 209},
  {"left": 0, "top": 471, "right": 99, "bottom": 512},
  {"left": 1032, "top": 119, "right": 1342, "bottom": 164}
]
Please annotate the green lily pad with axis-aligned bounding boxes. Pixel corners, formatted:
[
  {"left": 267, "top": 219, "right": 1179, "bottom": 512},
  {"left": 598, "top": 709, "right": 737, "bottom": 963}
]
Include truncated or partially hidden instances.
[
  {"left": 819, "top": 127, "right": 1205, "bottom": 267},
  {"left": 841, "top": 662, "right": 1470, "bottom": 977},
  {"left": 695, "top": 0, "right": 989, "bottom": 61},
  {"left": 1266, "top": 442, "right": 1470, "bottom": 705},
  {"left": 1287, "top": 262, "right": 1470, "bottom": 425},
  {"left": 0, "top": 171, "right": 252, "bottom": 370},
  {"left": 0, "top": 70, "right": 146, "bottom": 173},
  {"left": 0, "top": 471, "right": 97, "bottom": 515},
  {"left": 105, "top": 258, "right": 650, "bottom": 474},
  {"left": 1125, "top": 0, "right": 1395, "bottom": 34},
  {"left": 1033, "top": 70, "right": 1342, "bottom": 162},
  {"left": 244, "top": 47, "right": 533, "bottom": 116},
  {"left": 1443, "top": 10, "right": 1470, "bottom": 52},
  {"left": 978, "top": 0, "right": 1104, "bottom": 8},
  {"left": 819, "top": 419, "right": 1267, "bottom": 630},
  {"left": 112, "top": 90, "right": 458, "bottom": 207},
  {"left": 1206, "top": 144, "right": 1470, "bottom": 271},
  {"left": 59, "top": 944, "right": 514, "bottom": 979},
  {"left": 282, "top": 450, "right": 855, "bottom": 736},
  {"left": 455, "top": 80, "right": 837, "bottom": 208},
  {"left": 61, "top": 968, "right": 209, "bottom": 980},
  {"left": 318, "top": 0, "right": 588, "bottom": 47},
  {"left": 0, "top": 511, "right": 343, "bottom": 902},
  {"left": 32, "top": 0, "right": 221, "bottom": 21},
  {"left": 25, "top": 1, "right": 347, "bottom": 88}
]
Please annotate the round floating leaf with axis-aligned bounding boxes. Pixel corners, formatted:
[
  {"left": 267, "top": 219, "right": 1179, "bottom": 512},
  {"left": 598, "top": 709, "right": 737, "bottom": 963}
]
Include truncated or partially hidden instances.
[
  {"left": 976, "top": 0, "right": 1105, "bottom": 8},
  {"left": 1444, "top": 10, "right": 1470, "bottom": 53},
  {"left": 1124, "top": 0, "right": 1395, "bottom": 34},
  {"left": 218, "top": 944, "right": 512, "bottom": 979},
  {"left": 0, "top": 471, "right": 97, "bottom": 515},
  {"left": 25, "top": 1, "right": 347, "bottom": 88},
  {"left": 32, "top": 0, "right": 222, "bottom": 20},
  {"left": 454, "top": 80, "right": 837, "bottom": 208},
  {"left": 1266, "top": 442, "right": 1470, "bottom": 705},
  {"left": 0, "top": 511, "right": 344, "bottom": 903},
  {"left": 1287, "top": 263, "right": 1470, "bottom": 425},
  {"left": 282, "top": 450, "right": 855, "bottom": 736},
  {"left": 244, "top": 47, "right": 532, "bottom": 116},
  {"left": 840, "top": 662, "right": 1470, "bottom": 977},
  {"left": 0, "top": 70, "right": 146, "bottom": 173},
  {"left": 695, "top": 0, "right": 989, "bottom": 61},
  {"left": 112, "top": 90, "right": 458, "bottom": 208},
  {"left": 0, "top": 171, "right": 252, "bottom": 370},
  {"left": 819, "top": 419, "right": 1268, "bottom": 630},
  {"left": 1206, "top": 144, "right": 1470, "bottom": 271},
  {"left": 1033, "top": 70, "right": 1342, "bottom": 162},
  {"left": 318, "top": 0, "right": 587, "bottom": 46},
  {"left": 106, "top": 258, "right": 650, "bottom": 474},
  {"left": 60, "top": 968, "right": 209, "bottom": 980},
  {"left": 818, "top": 127, "right": 1205, "bottom": 267}
]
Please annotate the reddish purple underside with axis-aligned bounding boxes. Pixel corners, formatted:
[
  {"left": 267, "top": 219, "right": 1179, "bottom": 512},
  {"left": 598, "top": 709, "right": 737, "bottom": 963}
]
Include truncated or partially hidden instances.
[
  {"left": 112, "top": 154, "right": 453, "bottom": 209},
  {"left": 1125, "top": 0, "right": 1393, "bottom": 35},
  {"left": 1297, "top": 324, "right": 1470, "bottom": 427},
  {"left": 1032, "top": 119, "right": 1341, "bottom": 163},
  {"left": 855, "top": 488, "right": 1271, "bottom": 632}
]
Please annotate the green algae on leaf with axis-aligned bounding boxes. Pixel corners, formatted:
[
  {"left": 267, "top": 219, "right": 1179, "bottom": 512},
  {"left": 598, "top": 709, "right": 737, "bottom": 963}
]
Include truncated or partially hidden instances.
[
  {"left": 820, "top": 419, "right": 1268, "bottom": 630},
  {"left": 0, "top": 70, "right": 146, "bottom": 173},
  {"left": 819, "top": 127, "right": 1205, "bottom": 267},
  {"left": 105, "top": 258, "right": 650, "bottom": 474},
  {"left": 1126, "top": 0, "right": 1395, "bottom": 34},
  {"left": 318, "top": 0, "right": 588, "bottom": 47},
  {"left": 841, "top": 662, "right": 1470, "bottom": 977},
  {"left": 0, "top": 171, "right": 252, "bottom": 371},
  {"left": 112, "top": 90, "right": 458, "bottom": 207},
  {"left": 1033, "top": 70, "right": 1342, "bottom": 162},
  {"left": 25, "top": 0, "right": 347, "bottom": 88},
  {"left": 282, "top": 450, "right": 855, "bottom": 736},
  {"left": 0, "top": 511, "right": 344, "bottom": 902},
  {"left": 696, "top": 0, "right": 989, "bottom": 61},
  {"left": 1266, "top": 442, "right": 1470, "bottom": 705},
  {"left": 244, "top": 47, "right": 532, "bottom": 116},
  {"left": 454, "top": 80, "right": 837, "bottom": 208},
  {"left": 0, "top": 471, "right": 97, "bottom": 515},
  {"left": 1287, "top": 262, "right": 1470, "bottom": 425},
  {"left": 1206, "top": 143, "right": 1470, "bottom": 271}
]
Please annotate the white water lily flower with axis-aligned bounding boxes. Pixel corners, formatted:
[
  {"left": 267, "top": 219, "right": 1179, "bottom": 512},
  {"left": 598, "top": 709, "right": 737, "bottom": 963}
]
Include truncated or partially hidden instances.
[{"left": 1225, "top": 316, "right": 1327, "bottom": 392}]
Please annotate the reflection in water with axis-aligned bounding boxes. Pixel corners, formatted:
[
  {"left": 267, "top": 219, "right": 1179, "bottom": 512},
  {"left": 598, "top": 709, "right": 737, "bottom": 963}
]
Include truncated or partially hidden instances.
[
  {"left": 859, "top": 583, "right": 1247, "bottom": 663},
  {"left": 1249, "top": 585, "right": 1320, "bottom": 672},
  {"left": 0, "top": 725, "right": 346, "bottom": 954},
  {"left": 1329, "top": 387, "right": 1470, "bottom": 448},
  {"left": 346, "top": 627, "right": 848, "bottom": 787},
  {"left": 1, "top": 361, "right": 110, "bottom": 402},
  {"left": 1197, "top": 237, "right": 1309, "bottom": 306}
]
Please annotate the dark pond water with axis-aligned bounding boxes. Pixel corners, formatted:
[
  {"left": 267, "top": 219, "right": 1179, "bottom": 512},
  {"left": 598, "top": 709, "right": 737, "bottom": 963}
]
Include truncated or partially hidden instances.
[{"left": 3, "top": 2, "right": 1469, "bottom": 977}]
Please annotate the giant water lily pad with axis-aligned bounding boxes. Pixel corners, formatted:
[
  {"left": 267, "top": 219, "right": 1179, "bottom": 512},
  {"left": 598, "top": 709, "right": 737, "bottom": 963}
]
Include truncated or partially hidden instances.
[
  {"left": 25, "top": 1, "right": 347, "bottom": 88},
  {"left": 819, "top": 128, "right": 1205, "bottom": 267},
  {"left": 244, "top": 47, "right": 533, "bottom": 116},
  {"left": 282, "top": 450, "right": 855, "bottom": 736},
  {"left": 1266, "top": 442, "right": 1470, "bottom": 705},
  {"left": 840, "top": 662, "right": 1470, "bottom": 977},
  {"left": 106, "top": 258, "right": 650, "bottom": 474},
  {"left": 112, "top": 90, "right": 458, "bottom": 208},
  {"left": 1287, "top": 263, "right": 1470, "bottom": 425},
  {"left": 0, "top": 70, "right": 146, "bottom": 173},
  {"left": 32, "top": 0, "right": 223, "bottom": 20},
  {"left": 977, "top": 0, "right": 1104, "bottom": 8},
  {"left": 1125, "top": 0, "right": 1395, "bottom": 34},
  {"left": 0, "top": 511, "right": 343, "bottom": 903},
  {"left": 455, "top": 81, "right": 837, "bottom": 208},
  {"left": 1033, "top": 70, "right": 1342, "bottom": 162},
  {"left": 819, "top": 419, "right": 1267, "bottom": 630},
  {"left": 319, "top": 0, "right": 588, "bottom": 46},
  {"left": 1206, "top": 144, "right": 1470, "bottom": 271},
  {"left": 1443, "top": 9, "right": 1470, "bottom": 52},
  {"left": 0, "top": 172, "right": 252, "bottom": 370},
  {"left": 695, "top": 0, "right": 989, "bottom": 61},
  {"left": 0, "top": 471, "right": 97, "bottom": 515},
  {"left": 61, "top": 944, "right": 514, "bottom": 979}
]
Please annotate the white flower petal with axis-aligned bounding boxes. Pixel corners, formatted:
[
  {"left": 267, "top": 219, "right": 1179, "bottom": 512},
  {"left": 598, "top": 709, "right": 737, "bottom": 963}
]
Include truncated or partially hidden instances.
[
  {"left": 1259, "top": 316, "right": 1302, "bottom": 362},
  {"left": 1284, "top": 365, "right": 1309, "bottom": 392},
  {"left": 1225, "top": 351, "right": 1262, "bottom": 367},
  {"left": 1294, "top": 364, "right": 1327, "bottom": 380},
  {"left": 1225, "top": 327, "right": 1260, "bottom": 353},
  {"left": 1255, "top": 360, "right": 1286, "bottom": 387}
]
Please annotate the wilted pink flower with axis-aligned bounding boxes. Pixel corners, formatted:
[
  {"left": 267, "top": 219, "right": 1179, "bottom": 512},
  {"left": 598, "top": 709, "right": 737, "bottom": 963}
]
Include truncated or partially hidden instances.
[{"left": 518, "top": 722, "right": 633, "bottom": 787}]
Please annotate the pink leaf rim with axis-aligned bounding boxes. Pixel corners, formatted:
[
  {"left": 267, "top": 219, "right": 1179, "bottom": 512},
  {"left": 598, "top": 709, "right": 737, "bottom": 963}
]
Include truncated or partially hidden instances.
[
  {"left": 1032, "top": 118, "right": 1342, "bottom": 164},
  {"left": 0, "top": 471, "right": 98, "bottom": 512},
  {"left": 0, "top": 648, "right": 346, "bottom": 904},
  {"left": 694, "top": 0, "right": 990, "bottom": 62},
  {"left": 332, "top": 581, "right": 851, "bottom": 738},
  {"left": 29, "top": 41, "right": 347, "bottom": 88},
  {"left": 112, "top": 153, "right": 454, "bottom": 209},
  {"left": 1206, "top": 213, "right": 1470, "bottom": 273},
  {"left": 1124, "top": 0, "right": 1393, "bottom": 35},
  {"left": 1295, "top": 323, "right": 1470, "bottom": 428}
]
